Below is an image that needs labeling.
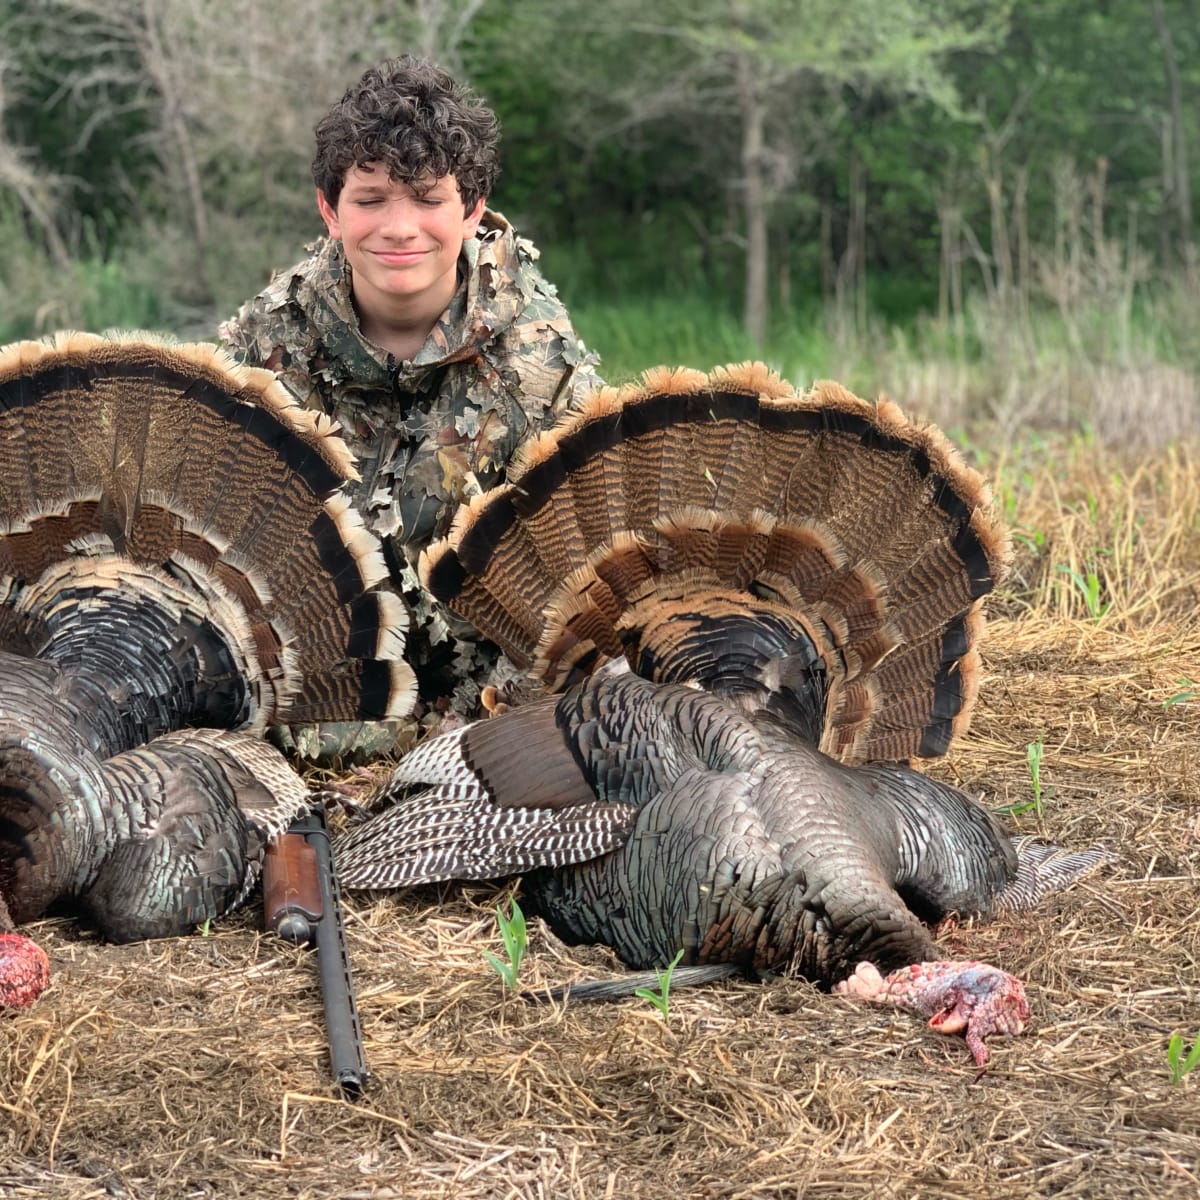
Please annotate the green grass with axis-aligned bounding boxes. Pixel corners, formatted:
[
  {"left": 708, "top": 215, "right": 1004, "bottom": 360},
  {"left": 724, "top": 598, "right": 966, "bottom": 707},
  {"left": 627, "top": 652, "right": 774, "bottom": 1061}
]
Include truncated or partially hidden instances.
[
  {"left": 0, "top": 203, "right": 172, "bottom": 342},
  {"left": 1057, "top": 564, "right": 1111, "bottom": 620},
  {"left": 634, "top": 949, "right": 685, "bottom": 1020},
  {"left": 8, "top": 217, "right": 1200, "bottom": 449},
  {"left": 1168, "top": 1029, "right": 1200, "bottom": 1084},
  {"left": 483, "top": 898, "right": 527, "bottom": 991},
  {"left": 571, "top": 292, "right": 834, "bottom": 385},
  {"left": 567, "top": 266, "right": 1200, "bottom": 438},
  {"left": 0, "top": 250, "right": 167, "bottom": 343},
  {"left": 997, "top": 737, "right": 1050, "bottom": 818}
]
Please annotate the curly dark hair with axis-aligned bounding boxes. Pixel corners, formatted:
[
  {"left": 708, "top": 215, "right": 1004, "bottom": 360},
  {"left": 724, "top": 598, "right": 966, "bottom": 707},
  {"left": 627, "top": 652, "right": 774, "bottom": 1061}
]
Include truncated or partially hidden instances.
[{"left": 312, "top": 56, "right": 500, "bottom": 210}]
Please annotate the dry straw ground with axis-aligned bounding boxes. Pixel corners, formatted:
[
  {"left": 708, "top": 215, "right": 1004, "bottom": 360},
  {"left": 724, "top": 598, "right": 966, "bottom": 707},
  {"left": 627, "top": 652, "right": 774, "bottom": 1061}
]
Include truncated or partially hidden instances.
[{"left": 3, "top": 431, "right": 1198, "bottom": 1200}]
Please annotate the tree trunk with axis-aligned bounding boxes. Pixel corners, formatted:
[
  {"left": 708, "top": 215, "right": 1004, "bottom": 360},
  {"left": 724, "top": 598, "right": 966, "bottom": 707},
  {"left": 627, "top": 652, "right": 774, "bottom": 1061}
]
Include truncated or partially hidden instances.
[
  {"left": 820, "top": 200, "right": 835, "bottom": 305},
  {"left": 1014, "top": 164, "right": 1030, "bottom": 319},
  {"left": 734, "top": 42, "right": 768, "bottom": 346},
  {"left": 1150, "top": 0, "right": 1194, "bottom": 274},
  {"left": 0, "top": 149, "right": 72, "bottom": 270},
  {"left": 936, "top": 186, "right": 964, "bottom": 348},
  {"left": 851, "top": 158, "right": 867, "bottom": 337},
  {"left": 140, "top": 0, "right": 212, "bottom": 301},
  {"left": 984, "top": 167, "right": 1011, "bottom": 302}
]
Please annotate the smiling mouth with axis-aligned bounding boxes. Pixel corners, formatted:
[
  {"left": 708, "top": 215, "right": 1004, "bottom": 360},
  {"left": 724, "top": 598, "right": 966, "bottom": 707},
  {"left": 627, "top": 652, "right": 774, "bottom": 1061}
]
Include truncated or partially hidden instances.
[{"left": 373, "top": 250, "right": 427, "bottom": 265}]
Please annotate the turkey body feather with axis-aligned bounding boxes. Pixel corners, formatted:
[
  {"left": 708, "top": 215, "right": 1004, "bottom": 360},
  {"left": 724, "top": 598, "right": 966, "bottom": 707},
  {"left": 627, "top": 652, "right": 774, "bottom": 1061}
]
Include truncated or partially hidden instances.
[
  {"left": 339, "top": 667, "right": 1018, "bottom": 981},
  {"left": 0, "top": 334, "right": 415, "bottom": 1005}
]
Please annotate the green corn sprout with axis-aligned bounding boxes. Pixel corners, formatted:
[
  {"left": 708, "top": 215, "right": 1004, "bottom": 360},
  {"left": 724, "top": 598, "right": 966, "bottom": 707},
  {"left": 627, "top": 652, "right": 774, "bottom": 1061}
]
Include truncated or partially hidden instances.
[
  {"left": 1168, "top": 1030, "right": 1200, "bottom": 1084},
  {"left": 1026, "top": 739, "right": 1045, "bottom": 815},
  {"left": 997, "top": 737, "right": 1048, "bottom": 818},
  {"left": 484, "top": 898, "right": 527, "bottom": 991},
  {"left": 1011, "top": 526, "right": 1045, "bottom": 555},
  {"left": 635, "top": 949, "right": 686, "bottom": 1019},
  {"left": 1057, "top": 564, "right": 1109, "bottom": 619}
]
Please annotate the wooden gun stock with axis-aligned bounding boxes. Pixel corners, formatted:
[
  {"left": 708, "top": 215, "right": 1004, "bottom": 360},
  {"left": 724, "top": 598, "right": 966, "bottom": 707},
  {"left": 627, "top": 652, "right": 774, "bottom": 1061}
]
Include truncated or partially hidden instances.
[
  {"left": 263, "top": 807, "right": 368, "bottom": 1098},
  {"left": 264, "top": 828, "right": 323, "bottom": 943}
]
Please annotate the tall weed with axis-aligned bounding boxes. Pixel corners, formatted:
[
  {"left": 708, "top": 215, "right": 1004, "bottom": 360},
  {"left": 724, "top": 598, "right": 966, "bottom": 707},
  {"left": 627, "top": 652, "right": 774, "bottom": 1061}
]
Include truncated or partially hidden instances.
[{"left": 0, "top": 205, "right": 167, "bottom": 340}]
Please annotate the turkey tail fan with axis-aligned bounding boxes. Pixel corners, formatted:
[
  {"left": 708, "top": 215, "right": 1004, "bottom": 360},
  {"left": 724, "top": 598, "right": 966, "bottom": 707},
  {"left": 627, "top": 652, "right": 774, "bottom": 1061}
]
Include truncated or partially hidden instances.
[
  {"left": 0, "top": 331, "right": 416, "bottom": 735},
  {"left": 421, "top": 362, "right": 1009, "bottom": 763}
]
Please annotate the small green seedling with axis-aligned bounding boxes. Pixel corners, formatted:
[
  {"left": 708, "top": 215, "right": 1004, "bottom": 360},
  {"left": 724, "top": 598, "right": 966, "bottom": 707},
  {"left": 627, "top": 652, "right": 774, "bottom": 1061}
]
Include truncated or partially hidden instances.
[
  {"left": 484, "top": 898, "right": 527, "bottom": 991},
  {"left": 1057, "top": 564, "right": 1109, "bottom": 619},
  {"left": 996, "top": 737, "right": 1049, "bottom": 818},
  {"left": 635, "top": 949, "right": 685, "bottom": 1019},
  {"left": 1010, "top": 526, "right": 1045, "bottom": 555},
  {"left": 1163, "top": 679, "right": 1197, "bottom": 708},
  {"left": 1026, "top": 739, "right": 1045, "bottom": 815},
  {"left": 1168, "top": 1029, "right": 1200, "bottom": 1084}
]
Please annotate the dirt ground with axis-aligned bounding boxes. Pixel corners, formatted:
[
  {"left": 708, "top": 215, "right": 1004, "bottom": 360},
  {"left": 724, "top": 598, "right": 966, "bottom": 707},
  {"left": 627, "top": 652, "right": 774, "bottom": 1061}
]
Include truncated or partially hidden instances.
[{"left": 3, "top": 434, "right": 1198, "bottom": 1200}]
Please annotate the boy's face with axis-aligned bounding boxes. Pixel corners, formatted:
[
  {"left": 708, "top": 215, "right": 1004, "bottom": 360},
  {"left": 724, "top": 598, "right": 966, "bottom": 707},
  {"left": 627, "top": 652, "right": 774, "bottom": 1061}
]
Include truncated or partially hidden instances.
[{"left": 317, "top": 164, "right": 485, "bottom": 322}]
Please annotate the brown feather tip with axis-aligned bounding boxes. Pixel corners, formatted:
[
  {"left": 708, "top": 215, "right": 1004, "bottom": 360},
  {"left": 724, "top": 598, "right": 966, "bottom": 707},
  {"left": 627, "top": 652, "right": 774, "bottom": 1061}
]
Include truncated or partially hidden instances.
[
  {"left": 794, "top": 381, "right": 1010, "bottom": 587},
  {"left": 0, "top": 331, "right": 117, "bottom": 382},
  {"left": 968, "top": 507, "right": 1013, "bottom": 588},
  {"left": 441, "top": 482, "right": 503, "bottom": 547},
  {"left": 501, "top": 364, "right": 795, "bottom": 503},
  {"left": 373, "top": 591, "right": 411, "bottom": 658},
  {"left": 874, "top": 392, "right": 1009, "bottom": 579},
  {"left": 172, "top": 505, "right": 233, "bottom": 559},
  {"left": 637, "top": 363, "right": 715, "bottom": 395},
  {"left": 0, "top": 490, "right": 100, "bottom": 535},
  {"left": 947, "top": 626, "right": 987, "bottom": 743},
  {"left": 381, "top": 660, "right": 419, "bottom": 720},
  {"left": 508, "top": 426, "right": 567, "bottom": 476},
  {"left": 707, "top": 361, "right": 797, "bottom": 400},
  {"left": 532, "top": 362, "right": 782, "bottom": 465},
  {"left": 795, "top": 377, "right": 871, "bottom": 414},
  {"left": 820, "top": 672, "right": 884, "bottom": 760},
  {"left": 520, "top": 365, "right": 718, "bottom": 468},
  {"left": 323, "top": 493, "right": 391, "bottom": 593}
]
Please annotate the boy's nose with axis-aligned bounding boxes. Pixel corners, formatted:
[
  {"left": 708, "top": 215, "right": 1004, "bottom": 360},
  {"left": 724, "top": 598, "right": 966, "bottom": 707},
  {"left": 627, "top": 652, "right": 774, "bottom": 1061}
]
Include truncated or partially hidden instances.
[{"left": 380, "top": 200, "right": 420, "bottom": 239}]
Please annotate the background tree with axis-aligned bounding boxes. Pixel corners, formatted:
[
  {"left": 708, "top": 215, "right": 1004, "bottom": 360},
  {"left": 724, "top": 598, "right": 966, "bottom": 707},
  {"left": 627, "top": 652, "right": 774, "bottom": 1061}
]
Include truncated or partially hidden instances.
[{"left": 477, "top": 0, "right": 1009, "bottom": 343}]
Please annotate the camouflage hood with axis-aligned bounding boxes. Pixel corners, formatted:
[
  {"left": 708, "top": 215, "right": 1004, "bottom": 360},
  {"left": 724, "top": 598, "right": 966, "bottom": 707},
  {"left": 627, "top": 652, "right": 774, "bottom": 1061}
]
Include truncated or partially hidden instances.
[{"left": 300, "top": 209, "right": 545, "bottom": 386}]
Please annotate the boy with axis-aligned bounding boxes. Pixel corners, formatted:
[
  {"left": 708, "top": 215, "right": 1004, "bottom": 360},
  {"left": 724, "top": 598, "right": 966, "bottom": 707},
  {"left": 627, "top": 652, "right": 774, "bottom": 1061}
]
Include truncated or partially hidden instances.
[{"left": 220, "top": 56, "right": 602, "bottom": 761}]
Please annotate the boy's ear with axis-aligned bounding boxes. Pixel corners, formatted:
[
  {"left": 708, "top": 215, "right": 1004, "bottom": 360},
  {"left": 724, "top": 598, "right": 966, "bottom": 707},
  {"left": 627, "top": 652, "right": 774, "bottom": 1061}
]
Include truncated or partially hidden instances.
[
  {"left": 316, "top": 189, "right": 341, "bottom": 239},
  {"left": 463, "top": 196, "right": 486, "bottom": 237}
]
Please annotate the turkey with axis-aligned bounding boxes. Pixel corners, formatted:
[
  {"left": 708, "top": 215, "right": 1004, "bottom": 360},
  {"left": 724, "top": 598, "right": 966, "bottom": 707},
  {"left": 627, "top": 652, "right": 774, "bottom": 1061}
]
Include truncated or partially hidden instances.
[
  {"left": 335, "top": 363, "right": 1109, "bottom": 1065},
  {"left": 0, "top": 332, "right": 415, "bottom": 1009}
]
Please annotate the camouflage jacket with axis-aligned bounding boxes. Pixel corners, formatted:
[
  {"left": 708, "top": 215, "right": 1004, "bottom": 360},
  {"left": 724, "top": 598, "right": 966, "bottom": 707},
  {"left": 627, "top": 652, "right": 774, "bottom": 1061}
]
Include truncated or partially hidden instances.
[{"left": 219, "top": 210, "right": 602, "bottom": 730}]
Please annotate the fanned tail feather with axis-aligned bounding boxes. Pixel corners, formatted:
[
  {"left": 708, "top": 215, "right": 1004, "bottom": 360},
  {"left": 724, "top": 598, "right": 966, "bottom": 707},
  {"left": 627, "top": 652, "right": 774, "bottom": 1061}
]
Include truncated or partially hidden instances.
[
  {"left": 0, "top": 333, "right": 416, "bottom": 726},
  {"left": 422, "top": 363, "right": 1009, "bottom": 763}
]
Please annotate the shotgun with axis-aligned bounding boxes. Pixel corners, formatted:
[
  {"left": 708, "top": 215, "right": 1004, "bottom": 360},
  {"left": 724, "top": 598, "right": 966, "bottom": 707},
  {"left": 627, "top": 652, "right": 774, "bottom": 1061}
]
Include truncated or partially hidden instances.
[{"left": 262, "top": 805, "right": 369, "bottom": 1098}]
